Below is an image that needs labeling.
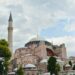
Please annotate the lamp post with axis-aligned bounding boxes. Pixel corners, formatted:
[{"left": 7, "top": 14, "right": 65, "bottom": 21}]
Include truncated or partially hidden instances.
[{"left": 0, "top": 57, "right": 4, "bottom": 75}]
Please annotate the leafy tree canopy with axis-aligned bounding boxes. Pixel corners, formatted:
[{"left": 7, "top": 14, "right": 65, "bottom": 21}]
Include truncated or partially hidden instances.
[
  {"left": 0, "top": 39, "right": 11, "bottom": 61},
  {"left": 16, "top": 66, "right": 24, "bottom": 75},
  {"left": 0, "top": 39, "right": 11, "bottom": 75},
  {"left": 73, "top": 65, "right": 75, "bottom": 70},
  {"left": 69, "top": 60, "right": 72, "bottom": 67},
  {"left": 55, "top": 63, "right": 60, "bottom": 75},
  {"left": 47, "top": 56, "right": 61, "bottom": 75},
  {"left": 0, "top": 39, "right": 8, "bottom": 47},
  {"left": 47, "top": 56, "right": 57, "bottom": 75}
]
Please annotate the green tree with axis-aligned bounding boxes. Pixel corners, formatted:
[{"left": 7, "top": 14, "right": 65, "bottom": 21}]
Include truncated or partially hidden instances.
[
  {"left": 4, "top": 61, "right": 10, "bottom": 75},
  {"left": 55, "top": 63, "right": 60, "bottom": 75},
  {"left": 47, "top": 56, "right": 57, "bottom": 75},
  {"left": 16, "top": 66, "right": 24, "bottom": 75},
  {"left": 0, "top": 61, "right": 4, "bottom": 75},
  {"left": 73, "top": 65, "right": 75, "bottom": 70},
  {"left": 69, "top": 60, "right": 72, "bottom": 67},
  {"left": 0, "top": 39, "right": 8, "bottom": 46},
  {"left": 0, "top": 39, "right": 11, "bottom": 61},
  {"left": 0, "top": 39, "right": 11, "bottom": 75}
]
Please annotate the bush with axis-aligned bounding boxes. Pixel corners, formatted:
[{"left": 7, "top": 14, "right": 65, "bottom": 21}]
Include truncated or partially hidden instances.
[{"left": 16, "top": 66, "right": 24, "bottom": 75}]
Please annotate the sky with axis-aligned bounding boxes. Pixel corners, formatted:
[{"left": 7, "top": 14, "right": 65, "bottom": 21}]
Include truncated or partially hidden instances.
[{"left": 0, "top": 0, "right": 75, "bottom": 57}]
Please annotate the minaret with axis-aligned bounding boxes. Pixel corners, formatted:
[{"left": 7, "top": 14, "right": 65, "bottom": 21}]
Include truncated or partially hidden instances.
[{"left": 8, "top": 13, "right": 13, "bottom": 53}]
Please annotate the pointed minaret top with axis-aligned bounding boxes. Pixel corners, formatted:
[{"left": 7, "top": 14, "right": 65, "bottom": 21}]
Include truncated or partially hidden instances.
[{"left": 9, "top": 12, "right": 13, "bottom": 22}]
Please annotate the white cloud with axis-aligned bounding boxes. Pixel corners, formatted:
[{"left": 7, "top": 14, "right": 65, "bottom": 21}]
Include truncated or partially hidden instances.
[
  {"left": 65, "top": 24, "right": 75, "bottom": 32},
  {"left": 0, "top": 0, "right": 22, "bottom": 6},
  {"left": 0, "top": 0, "right": 75, "bottom": 57}
]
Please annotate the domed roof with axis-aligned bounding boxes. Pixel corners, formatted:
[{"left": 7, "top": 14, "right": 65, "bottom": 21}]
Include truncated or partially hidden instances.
[
  {"left": 25, "top": 64, "right": 36, "bottom": 68},
  {"left": 25, "top": 35, "right": 52, "bottom": 47},
  {"left": 57, "top": 59, "right": 64, "bottom": 63},
  {"left": 14, "top": 68, "right": 18, "bottom": 71},
  {"left": 65, "top": 64, "right": 71, "bottom": 67},
  {"left": 40, "top": 59, "right": 48, "bottom": 63},
  {"left": 30, "top": 35, "right": 44, "bottom": 42}
]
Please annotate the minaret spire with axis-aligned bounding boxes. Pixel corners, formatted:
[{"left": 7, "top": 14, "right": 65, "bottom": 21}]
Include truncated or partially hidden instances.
[
  {"left": 8, "top": 12, "right": 13, "bottom": 54},
  {"left": 9, "top": 12, "right": 13, "bottom": 22}
]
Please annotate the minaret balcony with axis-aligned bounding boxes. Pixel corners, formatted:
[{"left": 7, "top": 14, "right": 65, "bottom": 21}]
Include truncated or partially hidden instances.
[{"left": 8, "top": 27, "right": 13, "bottom": 30}]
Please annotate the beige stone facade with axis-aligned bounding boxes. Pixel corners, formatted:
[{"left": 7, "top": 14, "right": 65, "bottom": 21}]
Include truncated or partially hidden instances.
[{"left": 13, "top": 37, "right": 67, "bottom": 73}]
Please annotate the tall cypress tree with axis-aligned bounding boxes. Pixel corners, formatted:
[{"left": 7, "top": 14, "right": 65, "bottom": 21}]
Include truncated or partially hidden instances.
[{"left": 47, "top": 56, "right": 57, "bottom": 75}]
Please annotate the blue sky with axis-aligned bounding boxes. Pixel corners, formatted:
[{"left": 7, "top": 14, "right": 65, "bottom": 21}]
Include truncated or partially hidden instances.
[
  {"left": 41, "top": 19, "right": 75, "bottom": 37},
  {"left": 0, "top": 0, "right": 75, "bottom": 57}
]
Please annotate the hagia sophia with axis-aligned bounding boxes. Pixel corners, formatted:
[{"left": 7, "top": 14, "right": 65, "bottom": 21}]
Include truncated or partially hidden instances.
[
  {"left": 14, "top": 37, "right": 67, "bottom": 67},
  {"left": 13, "top": 35, "right": 67, "bottom": 73},
  {"left": 7, "top": 13, "right": 68, "bottom": 75}
]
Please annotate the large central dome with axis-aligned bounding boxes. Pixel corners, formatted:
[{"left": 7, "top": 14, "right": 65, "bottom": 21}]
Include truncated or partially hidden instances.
[
  {"left": 25, "top": 35, "right": 52, "bottom": 47},
  {"left": 29, "top": 36, "right": 44, "bottom": 41}
]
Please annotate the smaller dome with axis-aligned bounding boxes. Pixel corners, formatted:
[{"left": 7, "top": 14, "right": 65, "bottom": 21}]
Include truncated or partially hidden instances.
[
  {"left": 25, "top": 64, "right": 36, "bottom": 68},
  {"left": 65, "top": 64, "right": 71, "bottom": 67},
  {"left": 8, "top": 72, "right": 15, "bottom": 75},
  {"left": 40, "top": 59, "right": 48, "bottom": 63},
  {"left": 57, "top": 59, "right": 64, "bottom": 63},
  {"left": 14, "top": 68, "right": 18, "bottom": 71}
]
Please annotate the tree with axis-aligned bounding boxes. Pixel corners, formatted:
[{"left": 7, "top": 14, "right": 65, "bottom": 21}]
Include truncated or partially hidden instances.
[
  {"left": 4, "top": 61, "right": 10, "bottom": 75},
  {"left": 73, "top": 65, "right": 75, "bottom": 70},
  {"left": 0, "top": 39, "right": 11, "bottom": 61},
  {"left": 69, "top": 60, "right": 72, "bottom": 67},
  {"left": 55, "top": 63, "right": 60, "bottom": 75},
  {"left": 47, "top": 56, "right": 57, "bottom": 75},
  {"left": 16, "top": 66, "right": 24, "bottom": 75},
  {"left": 0, "top": 39, "right": 8, "bottom": 46},
  {"left": 0, "top": 61, "right": 4, "bottom": 75},
  {"left": 0, "top": 39, "right": 11, "bottom": 75}
]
